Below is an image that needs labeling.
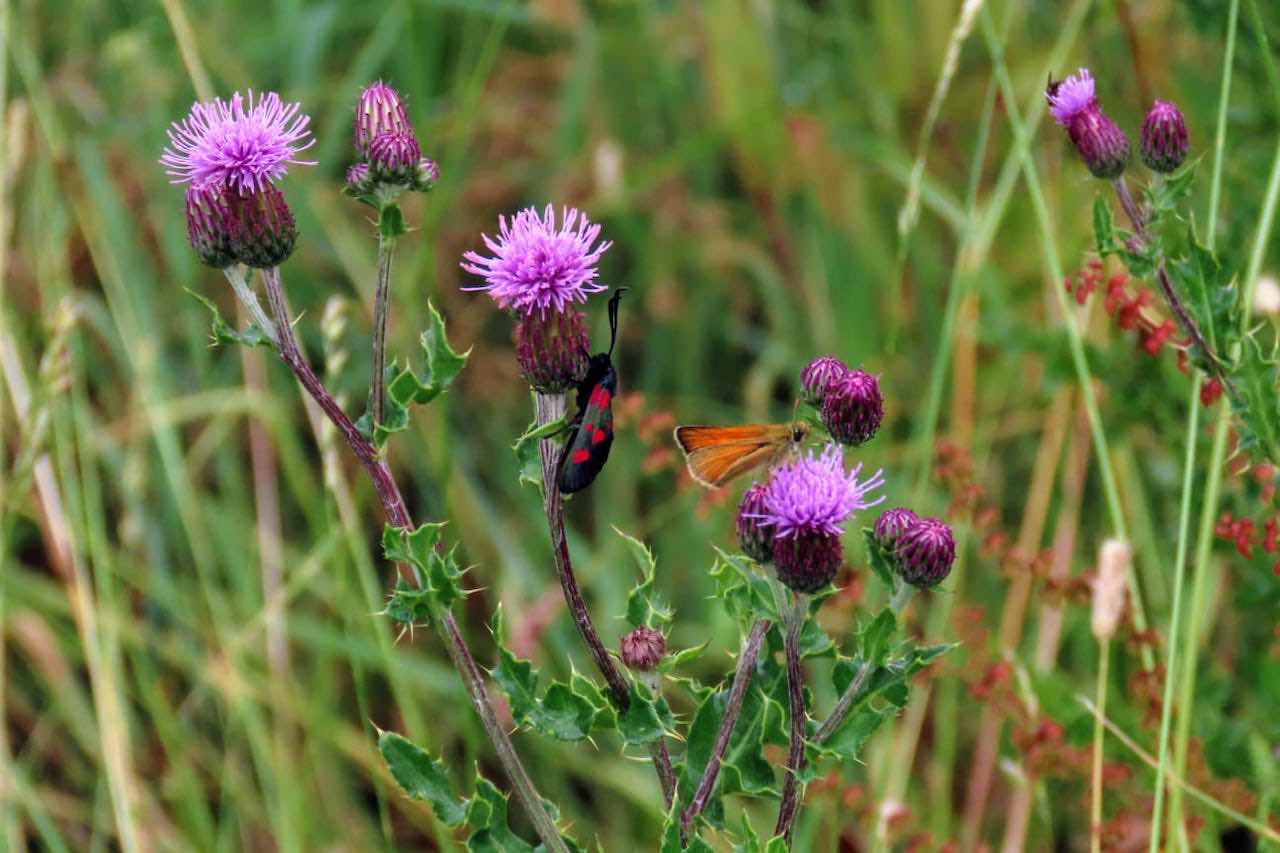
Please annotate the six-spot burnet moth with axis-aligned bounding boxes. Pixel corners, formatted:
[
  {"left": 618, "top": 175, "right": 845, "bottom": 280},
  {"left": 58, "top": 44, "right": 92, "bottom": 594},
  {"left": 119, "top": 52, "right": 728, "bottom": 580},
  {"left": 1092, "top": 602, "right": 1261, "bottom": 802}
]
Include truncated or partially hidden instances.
[{"left": 558, "top": 288, "right": 627, "bottom": 494}]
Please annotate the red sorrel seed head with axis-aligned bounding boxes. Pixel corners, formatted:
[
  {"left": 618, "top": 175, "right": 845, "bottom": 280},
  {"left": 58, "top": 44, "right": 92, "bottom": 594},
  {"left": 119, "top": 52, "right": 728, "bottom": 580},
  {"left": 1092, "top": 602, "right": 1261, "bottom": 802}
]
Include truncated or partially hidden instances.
[
  {"left": 820, "top": 369, "right": 884, "bottom": 447},
  {"left": 620, "top": 626, "right": 666, "bottom": 670},
  {"left": 772, "top": 528, "right": 844, "bottom": 593},
  {"left": 512, "top": 307, "right": 590, "bottom": 394},
  {"left": 737, "top": 482, "right": 775, "bottom": 563},
  {"left": 227, "top": 184, "right": 297, "bottom": 269},
  {"left": 1141, "top": 100, "right": 1189, "bottom": 173}
]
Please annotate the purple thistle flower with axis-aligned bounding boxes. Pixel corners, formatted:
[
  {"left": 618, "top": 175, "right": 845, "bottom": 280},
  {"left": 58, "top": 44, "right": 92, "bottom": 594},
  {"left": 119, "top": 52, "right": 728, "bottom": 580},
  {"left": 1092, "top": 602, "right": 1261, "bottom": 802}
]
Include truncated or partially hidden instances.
[
  {"left": 512, "top": 307, "right": 590, "bottom": 393},
  {"left": 184, "top": 185, "right": 237, "bottom": 269},
  {"left": 1141, "top": 100, "right": 1189, "bottom": 173},
  {"left": 758, "top": 444, "right": 885, "bottom": 540},
  {"left": 895, "top": 517, "right": 956, "bottom": 589},
  {"left": 800, "top": 355, "right": 850, "bottom": 405},
  {"left": 353, "top": 81, "right": 412, "bottom": 158},
  {"left": 820, "top": 368, "right": 883, "bottom": 447},
  {"left": 736, "top": 482, "right": 775, "bottom": 563},
  {"left": 367, "top": 130, "right": 421, "bottom": 184},
  {"left": 461, "top": 205, "right": 611, "bottom": 316},
  {"left": 1046, "top": 68, "right": 1130, "bottom": 180},
  {"left": 161, "top": 91, "right": 315, "bottom": 195},
  {"left": 620, "top": 627, "right": 666, "bottom": 671},
  {"left": 873, "top": 507, "right": 919, "bottom": 551}
]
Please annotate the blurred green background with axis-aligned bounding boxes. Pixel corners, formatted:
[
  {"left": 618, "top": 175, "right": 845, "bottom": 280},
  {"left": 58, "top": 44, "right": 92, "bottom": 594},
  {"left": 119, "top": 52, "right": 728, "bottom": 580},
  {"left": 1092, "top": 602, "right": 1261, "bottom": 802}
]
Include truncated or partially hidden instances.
[{"left": 3, "top": 0, "right": 1280, "bottom": 849}]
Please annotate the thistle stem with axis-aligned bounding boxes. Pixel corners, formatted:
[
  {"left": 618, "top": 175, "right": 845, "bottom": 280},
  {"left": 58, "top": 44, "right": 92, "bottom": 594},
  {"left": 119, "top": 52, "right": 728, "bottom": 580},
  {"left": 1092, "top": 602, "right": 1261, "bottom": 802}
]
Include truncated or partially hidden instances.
[
  {"left": 370, "top": 233, "right": 395, "bottom": 427},
  {"left": 773, "top": 592, "right": 808, "bottom": 843},
  {"left": 680, "top": 618, "right": 770, "bottom": 840},
  {"left": 534, "top": 392, "right": 677, "bottom": 806},
  {"left": 1090, "top": 638, "right": 1112, "bottom": 853},
  {"left": 260, "top": 267, "right": 566, "bottom": 853},
  {"left": 222, "top": 265, "right": 278, "bottom": 345}
]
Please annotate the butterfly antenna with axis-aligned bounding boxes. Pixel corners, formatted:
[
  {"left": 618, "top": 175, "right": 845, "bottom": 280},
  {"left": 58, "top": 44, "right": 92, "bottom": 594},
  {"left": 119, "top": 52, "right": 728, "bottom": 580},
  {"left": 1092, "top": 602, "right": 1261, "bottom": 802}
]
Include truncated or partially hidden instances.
[{"left": 607, "top": 288, "right": 628, "bottom": 356}]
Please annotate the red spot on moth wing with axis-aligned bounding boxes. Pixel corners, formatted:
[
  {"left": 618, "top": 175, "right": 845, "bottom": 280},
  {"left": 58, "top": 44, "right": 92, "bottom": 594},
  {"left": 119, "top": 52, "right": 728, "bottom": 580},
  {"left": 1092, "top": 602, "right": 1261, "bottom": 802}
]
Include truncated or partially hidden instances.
[
  {"left": 596, "top": 389, "right": 611, "bottom": 408},
  {"left": 572, "top": 448, "right": 591, "bottom": 464},
  {"left": 592, "top": 428, "right": 608, "bottom": 445}
]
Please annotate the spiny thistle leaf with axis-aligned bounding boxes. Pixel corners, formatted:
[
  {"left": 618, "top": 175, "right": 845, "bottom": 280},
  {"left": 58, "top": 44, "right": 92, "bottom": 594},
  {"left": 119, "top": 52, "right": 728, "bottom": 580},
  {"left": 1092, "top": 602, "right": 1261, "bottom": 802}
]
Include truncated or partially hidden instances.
[
  {"left": 1230, "top": 335, "right": 1280, "bottom": 465},
  {"left": 186, "top": 289, "right": 273, "bottom": 348},
  {"left": 709, "top": 549, "right": 779, "bottom": 628},
  {"left": 377, "top": 731, "right": 467, "bottom": 827},
  {"left": 512, "top": 406, "right": 570, "bottom": 491},
  {"left": 617, "top": 527, "right": 673, "bottom": 629},
  {"left": 617, "top": 681, "right": 677, "bottom": 747},
  {"left": 381, "top": 523, "right": 463, "bottom": 614}
]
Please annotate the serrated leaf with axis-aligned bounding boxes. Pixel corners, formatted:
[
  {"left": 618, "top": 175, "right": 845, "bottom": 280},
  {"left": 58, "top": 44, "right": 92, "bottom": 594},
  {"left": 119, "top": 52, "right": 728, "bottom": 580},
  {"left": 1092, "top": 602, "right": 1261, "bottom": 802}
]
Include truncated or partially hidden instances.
[
  {"left": 384, "top": 579, "right": 434, "bottom": 626},
  {"left": 660, "top": 801, "right": 715, "bottom": 853},
  {"left": 657, "top": 642, "right": 709, "bottom": 674},
  {"left": 1092, "top": 196, "right": 1117, "bottom": 255},
  {"left": 857, "top": 608, "right": 897, "bottom": 666},
  {"left": 186, "top": 289, "right": 273, "bottom": 348},
  {"left": 1146, "top": 158, "right": 1199, "bottom": 219},
  {"left": 709, "top": 549, "right": 779, "bottom": 627},
  {"left": 512, "top": 409, "right": 570, "bottom": 490},
  {"left": 618, "top": 682, "right": 676, "bottom": 746},
  {"left": 1168, "top": 227, "right": 1239, "bottom": 365},
  {"left": 862, "top": 529, "right": 896, "bottom": 591},
  {"left": 381, "top": 523, "right": 462, "bottom": 618},
  {"left": 617, "top": 528, "right": 673, "bottom": 629},
  {"left": 377, "top": 731, "right": 467, "bottom": 827},
  {"left": 1230, "top": 335, "right": 1280, "bottom": 465},
  {"left": 466, "top": 776, "right": 535, "bottom": 852}
]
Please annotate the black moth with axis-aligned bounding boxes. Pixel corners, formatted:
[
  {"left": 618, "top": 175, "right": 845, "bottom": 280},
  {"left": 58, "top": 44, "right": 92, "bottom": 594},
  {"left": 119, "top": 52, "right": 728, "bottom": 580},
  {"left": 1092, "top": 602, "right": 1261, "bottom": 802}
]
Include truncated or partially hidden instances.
[{"left": 558, "top": 289, "right": 626, "bottom": 494}]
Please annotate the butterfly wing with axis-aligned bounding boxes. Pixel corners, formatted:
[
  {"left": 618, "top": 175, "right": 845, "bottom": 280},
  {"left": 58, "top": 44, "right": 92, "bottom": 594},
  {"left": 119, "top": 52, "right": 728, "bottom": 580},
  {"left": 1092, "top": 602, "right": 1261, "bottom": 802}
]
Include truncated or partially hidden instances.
[
  {"left": 558, "top": 369, "right": 617, "bottom": 494},
  {"left": 674, "top": 424, "right": 797, "bottom": 488}
]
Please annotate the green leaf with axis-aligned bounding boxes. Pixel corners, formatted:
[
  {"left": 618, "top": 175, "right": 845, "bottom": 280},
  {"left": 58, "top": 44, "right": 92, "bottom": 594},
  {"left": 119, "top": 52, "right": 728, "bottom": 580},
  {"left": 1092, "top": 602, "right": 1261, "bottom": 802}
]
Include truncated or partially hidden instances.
[
  {"left": 618, "top": 682, "right": 676, "bottom": 747},
  {"left": 377, "top": 731, "right": 467, "bottom": 827},
  {"left": 857, "top": 608, "right": 897, "bottom": 667},
  {"left": 359, "top": 300, "right": 470, "bottom": 448},
  {"left": 1230, "top": 335, "right": 1280, "bottom": 465},
  {"left": 1092, "top": 196, "right": 1117, "bottom": 255},
  {"left": 1146, "top": 157, "right": 1199, "bottom": 219},
  {"left": 657, "top": 641, "right": 709, "bottom": 674},
  {"left": 186, "top": 289, "right": 272, "bottom": 348},
  {"left": 1167, "top": 226, "right": 1240, "bottom": 367},
  {"left": 378, "top": 202, "right": 407, "bottom": 239},
  {"left": 862, "top": 529, "right": 896, "bottom": 591},
  {"left": 660, "top": 801, "right": 715, "bottom": 853},
  {"left": 709, "top": 549, "right": 779, "bottom": 628},
  {"left": 466, "top": 776, "right": 535, "bottom": 852},
  {"left": 381, "top": 523, "right": 463, "bottom": 614},
  {"left": 617, "top": 528, "right": 673, "bottom": 629},
  {"left": 512, "top": 410, "right": 570, "bottom": 490},
  {"left": 490, "top": 610, "right": 608, "bottom": 741}
]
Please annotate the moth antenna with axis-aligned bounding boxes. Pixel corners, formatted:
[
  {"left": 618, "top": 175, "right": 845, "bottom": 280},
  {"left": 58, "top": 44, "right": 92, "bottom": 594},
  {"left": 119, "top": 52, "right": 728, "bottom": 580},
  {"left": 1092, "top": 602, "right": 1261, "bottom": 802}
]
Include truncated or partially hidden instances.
[{"left": 607, "top": 287, "right": 628, "bottom": 356}]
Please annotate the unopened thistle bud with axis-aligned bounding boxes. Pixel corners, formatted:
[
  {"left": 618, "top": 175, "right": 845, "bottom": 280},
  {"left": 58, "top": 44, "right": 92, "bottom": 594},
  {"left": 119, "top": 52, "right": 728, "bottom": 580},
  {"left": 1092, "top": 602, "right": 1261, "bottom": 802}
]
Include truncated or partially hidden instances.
[
  {"left": 737, "top": 482, "right": 775, "bottom": 563},
  {"left": 1047, "top": 69, "right": 1131, "bottom": 180},
  {"left": 411, "top": 157, "right": 441, "bottom": 193},
  {"left": 1140, "top": 100, "right": 1189, "bottom": 174},
  {"left": 801, "top": 355, "right": 850, "bottom": 405},
  {"left": 353, "top": 81, "right": 411, "bottom": 158},
  {"left": 894, "top": 517, "right": 956, "bottom": 589},
  {"left": 620, "top": 627, "right": 665, "bottom": 671},
  {"left": 228, "top": 185, "right": 297, "bottom": 268},
  {"left": 820, "top": 369, "right": 883, "bottom": 447},
  {"left": 512, "top": 308, "right": 590, "bottom": 393},
  {"left": 873, "top": 507, "right": 919, "bottom": 551},
  {"left": 184, "top": 185, "right": 237, "bottom": 268},
  {"left": 344, "top": 163, "right": 373, "bottom": 196},
  {"left": 367, "top": 130, "right": 421, "bottom": 185},
  {"left": 1091, "top": 539, "right": 1130, "bottom": 640}
]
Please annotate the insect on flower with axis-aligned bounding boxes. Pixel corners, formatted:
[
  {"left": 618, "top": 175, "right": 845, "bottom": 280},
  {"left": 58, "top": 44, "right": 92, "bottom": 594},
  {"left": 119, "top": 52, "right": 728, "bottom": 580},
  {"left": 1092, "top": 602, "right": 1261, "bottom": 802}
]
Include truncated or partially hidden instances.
[
  {"left": 673, "top": 421, "right": 811, "bottom": 489},
  {"left": 558, "top": 289, "right": 627, "bottom": 494}
]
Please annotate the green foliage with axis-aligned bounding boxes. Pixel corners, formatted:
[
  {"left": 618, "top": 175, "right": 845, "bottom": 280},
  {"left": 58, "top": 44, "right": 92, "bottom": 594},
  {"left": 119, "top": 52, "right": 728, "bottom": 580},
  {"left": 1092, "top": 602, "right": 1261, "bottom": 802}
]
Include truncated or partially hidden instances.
[
  {"left": 381, "top": 522, "right": 464, "bottom": 617},
  {"left": 512, "top": 409, "right": 569, "bottom": 490},
  {"left": 185, "top": 289, "right": 273, "bottom": 348},
  {"left": 618, "top": 527, "right": 674, "bottom": 629},
  {"left": 377, "top": 731, "right": 467, "bottom": 827},
  {"left": 1231, "top": 337, "right": 1280, "bottom": 464},
  {"left": 358, "top": 300, "right": 470, "bottom": 448},
  {"left": 378, "top": 203, "right": 408, "bottom": 240},
  {"left": 617, "top": 682, "right": 677, "bottom": 747},
  {"left": 709, "top": 549, "right": 779, "bottom": 628},
  {"left": 491, "top": 609, "right": 612, "bottom": 741}
]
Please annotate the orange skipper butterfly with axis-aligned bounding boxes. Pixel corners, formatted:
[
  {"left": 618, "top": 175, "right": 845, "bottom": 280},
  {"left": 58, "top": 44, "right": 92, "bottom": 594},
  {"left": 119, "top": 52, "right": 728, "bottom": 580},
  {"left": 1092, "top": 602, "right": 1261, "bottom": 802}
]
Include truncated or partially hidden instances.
[{"left": 673, "top": 422, "right": 809, "bottom": 489}]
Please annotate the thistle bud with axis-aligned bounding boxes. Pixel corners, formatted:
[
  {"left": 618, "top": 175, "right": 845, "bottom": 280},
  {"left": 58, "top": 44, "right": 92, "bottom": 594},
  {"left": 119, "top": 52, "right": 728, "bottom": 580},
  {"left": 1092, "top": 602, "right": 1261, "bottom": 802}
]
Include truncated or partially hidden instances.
[
  {"left": 367, "top": 130, "right": 421, "bottom": 186},
  {"left": 620, "top": 627, "right": 665, "bottom": 671},
  {"left": 801, "top": 355, "right": 849, "bottom": 405},
  {"left": 894, "top": 517, "right": 955, "bottom": 589},
  {"left": 1141, "top": 100, "right": 1189, "bottom": 174},
  {"left": 344, "top": 162, "right": 373, "bottom": 196},
  {"left": 873, "top": 507, "right": 919, "bottom": 551},
  {"left": 772, "top": 529, "right": 843, "bottom": 593},
  {"left": 228, "top": 185, "right": 297, "bottom": 269},
  {"left": 1046, "top": 69, "right": 1131, "bottom": 180},
  {"left": 820, "top": 369, "right": 883, "bottom": 447},
  {"left": 184, "top": 185, "right": 237, "bottom": 269},
  {"left": 512, "top": 308, "right": 590, "bottom": 393},
  {"left": 353, "top": 81, "right": 411, "bottom": 158},
  {"left": 411, "top": 157, "right": 441, "bottom": 193},
  {"left": 736, "top": 482, "right": 775, "bottom": 563}
]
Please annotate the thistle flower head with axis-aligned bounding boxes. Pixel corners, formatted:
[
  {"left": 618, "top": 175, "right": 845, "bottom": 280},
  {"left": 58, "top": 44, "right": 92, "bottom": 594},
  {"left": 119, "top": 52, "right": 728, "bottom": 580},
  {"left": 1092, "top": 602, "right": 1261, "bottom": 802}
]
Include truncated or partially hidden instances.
[
  {"left": 184, "top": 185, "right": 237, "bottom": 269},
  {"left": 344, "top": 162, "right": 373, "bottom": 195},
  {"left": 873, "top": 507, "right": 920, "bottom": 551},
  {"left": 461, "top": 205, "right": 611, "bottom": 316},
  {"left": 620, "top": 627, "right": 666, "bottom": 671},
  {"left": 354, "top": 81, "right": 412, "bottom": 157},
  {"left": 736, "top": 482, "right": 775, "bottom": 563},
  {"left": 367, "top": 130, "right": 421, "bottom": 184},
  {"left": 772, "top": 529, "right": 843, "bottom": 593},
  {"left": 512, "top": 307, "right": 590, "bottom": 393},
  {"left": 895, "top": 517, "right": 956, "bottom": 589},
  {"left": 161, "top": 91, "right": 315, "bottom": 195},
  {"left": 801, "top": 355, "right": 850, "bottom": 405},
  {"left": 1141, "top": 100, "right": 1189, "bottom": 173},
  {"left": 413, "top": 157, "right": 441, "bottom": 192},
  {"left": 227, "top": 185, "right": 297, "bottom": 269},
  {"left": 1046, "top": 68, "right": 1130, "bottom": 179},
  {"left": 820, "top": 368, "right": 884, "bottom": 447},
  {"left": 758, "top": 444, "right": 885, "bottom": 540}
]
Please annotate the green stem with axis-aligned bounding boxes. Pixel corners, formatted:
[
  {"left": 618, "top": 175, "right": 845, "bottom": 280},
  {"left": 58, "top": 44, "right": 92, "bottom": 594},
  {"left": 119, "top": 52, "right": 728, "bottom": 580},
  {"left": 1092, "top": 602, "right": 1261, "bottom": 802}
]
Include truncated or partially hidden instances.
[
  {"left": 1090, "top": 638, "right": 1111, "bottom": 853},
  {"left": 370, "top": 233, "right": 396, "bottom": 428},
  {"left": 222, "top": 266, "right": 279, "bottom": 345}
]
